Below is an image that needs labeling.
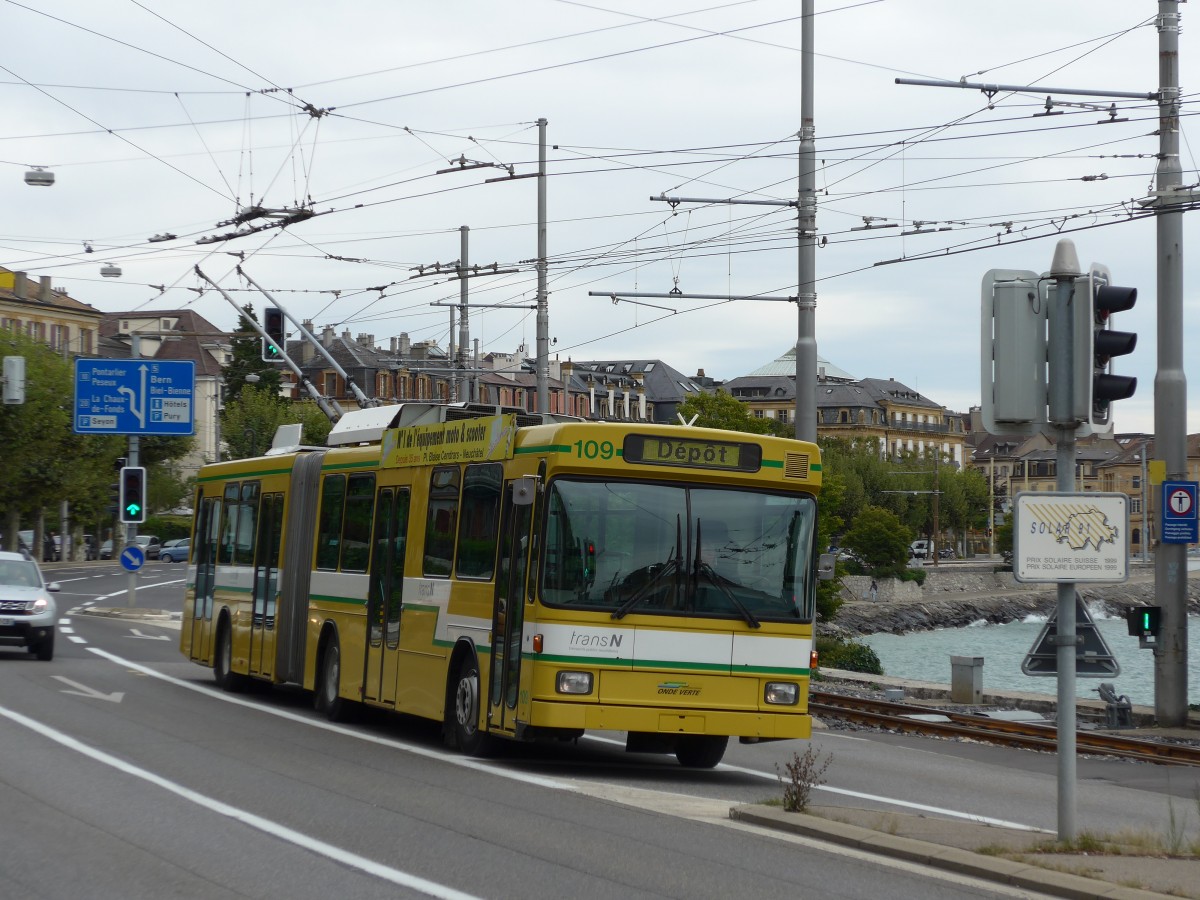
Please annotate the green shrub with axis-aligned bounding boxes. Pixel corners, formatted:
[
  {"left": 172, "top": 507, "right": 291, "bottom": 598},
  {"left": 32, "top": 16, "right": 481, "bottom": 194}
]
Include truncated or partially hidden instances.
[
  {"left": 898, "top": 568, "right": 926, "bottom": 586},
  {"left": 815, "top": 636, "right": 883, "bottom": 675}
]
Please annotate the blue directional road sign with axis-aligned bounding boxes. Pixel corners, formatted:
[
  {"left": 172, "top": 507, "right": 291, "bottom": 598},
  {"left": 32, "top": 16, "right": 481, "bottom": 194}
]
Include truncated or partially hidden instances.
[
  {"left": 119, "top": 544, "right": 146, "bottom": 572},
  {"left": 1161, "top": 480, "right": 1199, "bottom": 544},
  {"left": 74, "top": 359, "right": 195, "bottom": 435}
]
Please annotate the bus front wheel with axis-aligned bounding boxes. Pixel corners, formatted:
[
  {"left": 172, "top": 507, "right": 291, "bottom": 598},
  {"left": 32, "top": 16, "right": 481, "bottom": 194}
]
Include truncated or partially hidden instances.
[
  {"left": 675, "top": 735, "right": 728, "bottom": 768},
  {"left": 450, "top": 657, "right": 495, "bottom": 757}
]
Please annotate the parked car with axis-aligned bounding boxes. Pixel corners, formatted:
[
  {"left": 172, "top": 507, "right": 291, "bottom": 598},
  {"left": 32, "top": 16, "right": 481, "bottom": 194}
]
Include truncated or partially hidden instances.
[
  {"left": 0, "top": 550, "right": 58, "bottom": 660},
  {"left": 135, "top": 535, "right": 162, "bottom": 560},
  {"left": 910, "top": 540, "right": 930, "bottom": 559},
  {"left": 99, "top": 539, "right": 113, "bottom": 560},
  {"left": 18, "top": 530, "right": 57, "bottom": 562},
  {"left": 159, "top": 538, "right": 190, "bottom": 563}
]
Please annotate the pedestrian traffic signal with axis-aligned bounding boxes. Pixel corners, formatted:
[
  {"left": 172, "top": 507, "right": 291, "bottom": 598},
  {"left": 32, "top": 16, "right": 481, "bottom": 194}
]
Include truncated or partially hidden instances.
[
  {"left": 262, "top": 306, "right": 285, "bottom": 362},
  {"left": 119, "top": 466, "right": 147, "bottom": 524},
  {"left": 1126, "top": 605, "right": 1161, "bottom": 638},
  {"left": 1073, "top": 265, "right": 1137, "bottom": 430}
]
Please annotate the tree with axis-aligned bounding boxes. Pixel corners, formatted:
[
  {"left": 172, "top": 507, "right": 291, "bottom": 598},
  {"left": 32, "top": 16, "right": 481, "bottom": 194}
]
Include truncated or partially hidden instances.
[
  {"left": 842, "top": 505, "right": 912, "bottom": 576},
  {"left": 221, "top": 387, "right": 332, "bottom": 459},
  {"left": 677, "top": 390, "right": 777, "bottom": 435}
]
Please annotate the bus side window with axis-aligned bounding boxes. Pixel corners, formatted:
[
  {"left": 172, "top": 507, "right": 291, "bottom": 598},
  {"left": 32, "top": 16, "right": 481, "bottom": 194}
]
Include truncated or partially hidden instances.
[
  {"left": 218, "top": 483, "right": 240, "bottom": 565},
  {"left": 456, "top": 463, "right": 502, "bottom": 579},
  {"left": 316, "top": 475, "right": 346, "bottom": 570},
  {"left": 235, "top": 481, "right": 260, "bottom": 566},
  {"left": 423, "top": 466, "right": 460, "bottom": 577},
  {"left": 340, "top": 473, "right": 375, "bottom": 573}
]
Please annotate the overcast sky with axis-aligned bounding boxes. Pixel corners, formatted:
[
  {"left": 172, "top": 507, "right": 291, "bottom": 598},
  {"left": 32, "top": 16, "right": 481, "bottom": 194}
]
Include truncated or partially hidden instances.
[{"left": 2, "top": 1, "right": 1192, "bottom": 435}]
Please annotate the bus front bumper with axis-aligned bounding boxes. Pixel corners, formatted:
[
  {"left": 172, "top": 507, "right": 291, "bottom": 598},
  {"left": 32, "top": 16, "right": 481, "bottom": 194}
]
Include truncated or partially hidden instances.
[{"left": 527, "top": 701, "right": 810, "bottom": 740}]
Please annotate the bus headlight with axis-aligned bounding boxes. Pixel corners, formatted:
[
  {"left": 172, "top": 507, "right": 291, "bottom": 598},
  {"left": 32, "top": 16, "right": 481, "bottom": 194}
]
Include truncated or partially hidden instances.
[
  {"left": 556, "top": 671, "right": 593, "bottom": 695},
  {"left": 764, "top": 682, "right": 799, "bottom": 705}
]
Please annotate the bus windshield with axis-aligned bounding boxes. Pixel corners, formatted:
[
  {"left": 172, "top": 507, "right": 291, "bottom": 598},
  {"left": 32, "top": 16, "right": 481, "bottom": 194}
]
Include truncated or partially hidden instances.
[{"left": 541, "top": 478, "right": 816, "bottom": 622}]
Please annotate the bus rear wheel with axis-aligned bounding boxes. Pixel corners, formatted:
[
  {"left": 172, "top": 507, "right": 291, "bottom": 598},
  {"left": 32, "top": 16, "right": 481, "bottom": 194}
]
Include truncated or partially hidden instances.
[
  {"left": 315, "top": 638, "right": 349, "bottom": 722},
  {"left": 675, "top": 735, "right": 728, "bottom": 768},
  {"left": 214, "top": 623, "right": 246, "bottom": 692},
  {"left": 450, "top": 657, "right": 495, "bottom": 757}
]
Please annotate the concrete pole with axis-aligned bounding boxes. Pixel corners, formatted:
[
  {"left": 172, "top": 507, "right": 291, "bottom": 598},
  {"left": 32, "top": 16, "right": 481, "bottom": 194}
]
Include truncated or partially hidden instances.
[
  {"left": 458, "top": 226, "right": 470, "bottom": 403},
  {"left": 1154, "top": 0, "right": 1187, "bottom": 727},
  {"left": 794, "top": 0, "right": 817, "bottom": 442},
  {"left": 1048, "top": 238, "right": 1082, "bottom": 842},
  {"left": 536, "top": 118, "right": 550, "bottom": 415}
]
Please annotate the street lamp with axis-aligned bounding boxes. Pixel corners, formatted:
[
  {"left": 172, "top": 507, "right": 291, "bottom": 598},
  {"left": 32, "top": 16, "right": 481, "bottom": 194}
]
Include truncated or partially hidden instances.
[{"left": 24, "top": 167, "right": 54, "bottom": 186}]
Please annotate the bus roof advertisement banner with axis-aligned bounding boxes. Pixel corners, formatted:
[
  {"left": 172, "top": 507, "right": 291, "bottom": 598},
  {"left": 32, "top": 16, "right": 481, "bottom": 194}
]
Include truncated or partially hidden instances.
[{"left": 382, "top": 413, "right": 517, "bottom": 468}]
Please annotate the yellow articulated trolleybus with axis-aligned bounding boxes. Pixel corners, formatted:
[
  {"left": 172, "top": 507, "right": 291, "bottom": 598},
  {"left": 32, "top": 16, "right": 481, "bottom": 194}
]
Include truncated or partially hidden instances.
[{"left": 181, "top": 402, "right": 822, "bottom": 768}]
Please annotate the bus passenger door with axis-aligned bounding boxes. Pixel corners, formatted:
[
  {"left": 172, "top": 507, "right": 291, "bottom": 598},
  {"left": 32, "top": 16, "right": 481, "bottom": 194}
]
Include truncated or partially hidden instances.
[
  {"left": 488, "top": 481, "right": 534, "bottom": 735},
  {"left": 249, "top": 492, "right": 283, "bottom": 677},
  {"left": 189, "top": 497, "right": 220, "bottom": 663},
  {"left": 364, "top": 487, "right": 409, "bottom": 705}
]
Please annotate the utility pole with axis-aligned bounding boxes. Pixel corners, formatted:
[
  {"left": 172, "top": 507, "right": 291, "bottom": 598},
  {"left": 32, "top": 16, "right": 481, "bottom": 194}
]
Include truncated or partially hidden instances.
[
  {"left": 459, "top": 226, "right": 471, "bottom": 402},
  {"left": 536, "top": 118, "right": 550, "bottom": 414},
  {"left": 795, "top": 0, "right": 817, "bottom": 442},
  {"left": 1153, "top": 0, "right": 1187, "bottom": 728}
]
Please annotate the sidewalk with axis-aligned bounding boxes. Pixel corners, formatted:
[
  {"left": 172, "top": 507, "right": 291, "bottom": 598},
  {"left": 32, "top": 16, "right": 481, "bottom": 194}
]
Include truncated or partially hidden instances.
[{"left": 732, "top": 803, "right": 1195, "bottom": 899}]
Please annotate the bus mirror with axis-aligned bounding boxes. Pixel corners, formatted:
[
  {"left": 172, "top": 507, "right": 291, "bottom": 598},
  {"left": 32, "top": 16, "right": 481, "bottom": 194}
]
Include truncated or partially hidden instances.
[
  {"left": 513, "top": 474, "right": 539, "bottom": 506},
  {"left": 817, "top": 552, "right": 836, "bottom": 581}
]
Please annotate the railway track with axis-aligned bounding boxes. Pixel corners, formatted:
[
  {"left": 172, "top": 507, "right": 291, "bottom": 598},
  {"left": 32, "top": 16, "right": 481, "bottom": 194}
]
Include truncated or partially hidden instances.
[{"left": 810, "top": 690, "right": 1200, "bottom": 766}]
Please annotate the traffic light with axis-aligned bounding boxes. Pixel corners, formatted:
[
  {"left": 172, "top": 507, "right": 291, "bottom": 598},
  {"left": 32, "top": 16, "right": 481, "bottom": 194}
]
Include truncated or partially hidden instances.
[
  {"left": 107, "top": 482, "right": 120, "bottom": 517},
  {"left": 2, "top": 355, "right": 25, "bottom": 405},
  {"left": 980, "top": 268, "right": 1048, "bottom": 435},
  {"left": 1073, "top": 265, "right": 1137, "bottom": 430},
  {"left": 1126, "top": 605, "right": 1161, "bottom": 638},
  {"left": 119, "top": 466, "right": 147, "bottom": 524},
  {"left": 262, "top": 306, "right": 285, "bottom": 362}
]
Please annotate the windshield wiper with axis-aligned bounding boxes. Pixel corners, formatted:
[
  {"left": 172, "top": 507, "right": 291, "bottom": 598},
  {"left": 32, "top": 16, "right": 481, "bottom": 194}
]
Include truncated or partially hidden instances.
[
  {"left": 612, "top": 515, "right": 681, "bottom": 620},
  {"left": 611, "top": 557, "right": 678, "bottom": 620},
  {"left": 694, "top": 560, "right": 760, "bottom": 628}
]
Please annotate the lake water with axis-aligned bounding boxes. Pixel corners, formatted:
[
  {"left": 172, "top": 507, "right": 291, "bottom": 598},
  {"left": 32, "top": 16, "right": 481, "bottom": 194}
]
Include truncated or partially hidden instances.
[{"left": 861, "top": 605, "right": 1198, "bottom": 708}]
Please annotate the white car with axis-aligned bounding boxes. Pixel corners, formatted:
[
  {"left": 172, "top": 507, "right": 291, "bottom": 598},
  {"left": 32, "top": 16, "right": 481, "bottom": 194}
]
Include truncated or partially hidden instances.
[{"left": 0, "top": 550, "right": 58, "bottom": 660}]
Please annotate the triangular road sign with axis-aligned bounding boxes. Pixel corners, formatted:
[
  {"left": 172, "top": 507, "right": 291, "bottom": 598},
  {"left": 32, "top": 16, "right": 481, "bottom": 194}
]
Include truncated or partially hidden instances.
[{"left": 1021, "top": 593, "right": 1121, "bottom": 678}]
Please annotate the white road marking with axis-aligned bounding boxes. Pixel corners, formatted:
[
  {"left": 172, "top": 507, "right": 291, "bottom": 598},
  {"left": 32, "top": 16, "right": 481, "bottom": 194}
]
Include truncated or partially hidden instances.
[
  {"left": 0, "top": 703, "right": 481, "bottom": 900},
  {"left": 51, "top": 676, "right": 124, "bottom": 703}
]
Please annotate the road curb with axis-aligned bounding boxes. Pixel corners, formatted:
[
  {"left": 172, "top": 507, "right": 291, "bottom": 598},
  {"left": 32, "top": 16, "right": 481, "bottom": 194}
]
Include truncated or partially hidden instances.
[{"left": 729, "top": 805, "right": 1165, "bottom": 900}]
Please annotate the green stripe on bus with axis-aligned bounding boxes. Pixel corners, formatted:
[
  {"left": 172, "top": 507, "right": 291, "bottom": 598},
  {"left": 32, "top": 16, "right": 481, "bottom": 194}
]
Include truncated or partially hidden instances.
[
  {"left": 310, "top": 594, "right": 366, "bottom": 607},
  {"left": 197, "top": 466, "right": 294, "bottom": 482},
  {"left": 514, "top": 444, "right": 572, "bottom": 455},
  {"left": 321, "top": 459, "right": 379, "bottom": 472}
]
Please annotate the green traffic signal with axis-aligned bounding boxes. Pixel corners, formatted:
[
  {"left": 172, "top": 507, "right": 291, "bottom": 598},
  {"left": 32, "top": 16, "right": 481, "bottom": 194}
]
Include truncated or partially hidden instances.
[{"left": 119, "top": 466, "right": 147, "bottom": 524}]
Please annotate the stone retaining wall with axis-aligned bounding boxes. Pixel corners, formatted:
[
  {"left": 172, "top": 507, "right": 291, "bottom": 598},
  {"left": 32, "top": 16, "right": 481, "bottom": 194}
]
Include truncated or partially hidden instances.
[{"left": 831, "top": 566, "right": 1200, "bottom": 637}]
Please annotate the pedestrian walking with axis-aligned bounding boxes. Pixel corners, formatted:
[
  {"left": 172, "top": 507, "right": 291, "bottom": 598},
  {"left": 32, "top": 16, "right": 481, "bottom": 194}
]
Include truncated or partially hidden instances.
[{"left": 869, "top": 579, "right": 878, "bottom": 603}]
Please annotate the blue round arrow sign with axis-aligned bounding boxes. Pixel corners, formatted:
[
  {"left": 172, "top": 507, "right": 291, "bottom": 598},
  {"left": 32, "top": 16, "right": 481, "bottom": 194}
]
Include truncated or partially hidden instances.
[{"left": 119, "top": 544, "right": 145, "bottom": 572}]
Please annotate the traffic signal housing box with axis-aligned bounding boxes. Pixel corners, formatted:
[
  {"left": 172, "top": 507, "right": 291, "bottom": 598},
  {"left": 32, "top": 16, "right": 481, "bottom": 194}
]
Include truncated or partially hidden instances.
[
  {"left": 980, "top": 268, "right": 1048, "bottom": 435},
  {"left": 119, "top": 466, "right": 147, "bottom": 524},
  {"left": 262, "top": 306, "right": 285, "bottom": 362},
  {"left": 1126, "top": 605, "right": 1161, "bottom": 648},
  {"left": 1073, "top": 265, "right": 1137, "bottom": 432}
]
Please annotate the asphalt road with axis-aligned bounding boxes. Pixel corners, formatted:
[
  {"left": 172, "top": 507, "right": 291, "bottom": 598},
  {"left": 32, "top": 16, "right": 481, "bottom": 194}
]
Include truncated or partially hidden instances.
[{"left": 1, "top": 560, "right": 1193, "bottom": 898}]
